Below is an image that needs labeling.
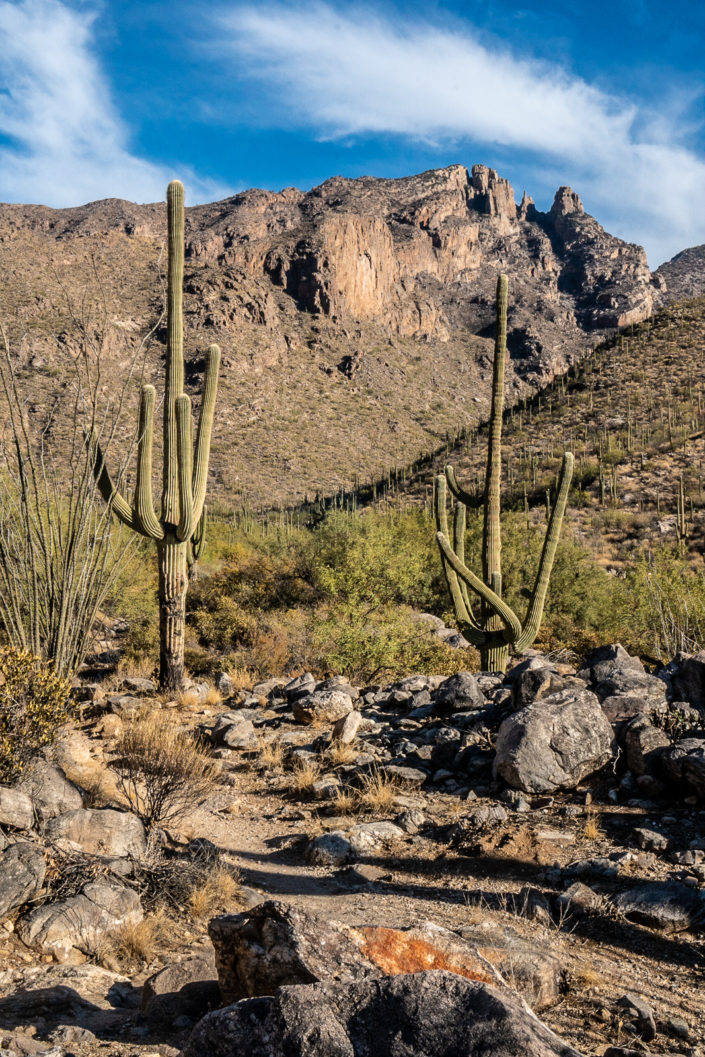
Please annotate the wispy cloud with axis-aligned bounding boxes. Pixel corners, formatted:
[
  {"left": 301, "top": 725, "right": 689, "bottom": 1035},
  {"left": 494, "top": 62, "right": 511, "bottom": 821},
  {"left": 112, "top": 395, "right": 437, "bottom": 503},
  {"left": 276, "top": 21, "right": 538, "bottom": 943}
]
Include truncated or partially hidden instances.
[
  {"left": 220, "top": 2, "right": 705, "bottom": 265},
  {"left": 0, "top": 0, "right": 223, "bottom": 206}
]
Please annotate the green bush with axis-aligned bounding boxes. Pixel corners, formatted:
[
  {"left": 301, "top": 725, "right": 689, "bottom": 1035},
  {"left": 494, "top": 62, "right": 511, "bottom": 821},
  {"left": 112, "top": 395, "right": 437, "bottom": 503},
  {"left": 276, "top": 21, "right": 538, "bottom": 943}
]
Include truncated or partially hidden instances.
[
  {"left": 0, "top": 647, "right": 74, "bottom": 782},
  {"left": 624, "top": 547, "right": 705, "bottom": 660}
]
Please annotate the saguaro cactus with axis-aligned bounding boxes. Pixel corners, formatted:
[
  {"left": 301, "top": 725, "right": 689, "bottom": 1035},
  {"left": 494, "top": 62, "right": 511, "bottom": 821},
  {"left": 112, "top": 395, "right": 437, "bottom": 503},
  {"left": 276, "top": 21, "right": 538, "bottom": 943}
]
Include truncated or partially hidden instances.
[
  {"left": 434, "top": 274, "right": 573, "bottom": 673},
  {"left": 90, "top": 181, "right": 220, "bottom": 691}
]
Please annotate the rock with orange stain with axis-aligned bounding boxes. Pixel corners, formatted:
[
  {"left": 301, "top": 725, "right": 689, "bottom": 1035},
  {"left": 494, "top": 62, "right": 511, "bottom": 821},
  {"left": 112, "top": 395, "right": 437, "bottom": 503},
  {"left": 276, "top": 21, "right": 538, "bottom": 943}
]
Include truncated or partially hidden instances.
[{"left": 209, "top": 900, "right": 561, "bottom": 1012}]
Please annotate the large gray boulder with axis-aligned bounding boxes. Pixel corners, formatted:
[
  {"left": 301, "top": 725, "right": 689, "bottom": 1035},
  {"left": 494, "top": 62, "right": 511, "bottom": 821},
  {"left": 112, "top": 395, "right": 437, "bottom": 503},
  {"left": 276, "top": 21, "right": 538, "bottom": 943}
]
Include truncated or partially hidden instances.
[
  {"left": 613, "top": 882, "right": 705, "bottom": 934},
  {"left": 292, "top": 690, "right": 354, "bottom": 725},
  {"left": 18, "top": 881, "right": 143, "bottom": 961},
  {"left": 0, "top": 786, "right": 34, "bottom": 830},
  {"left": 183, "top": 971, "right": 584, "bottom": 1057},
  {"left": 46, "top": 807, "right": 146, "bottom": 858},
  {"left": 433, "top": 672, "right": 485, "bottom": 713},
  {"left": 211, "top": 711, "right": 257, "bottom": 749},
  {"left": 17, "top": 761, "right": 83, "bottom": 821},
  {"left": 0, "top": 842, "right": 46, "bottom": 918},
  {"left": 493, "top": 687, "right": 614, "bottom": 793},
  {"left": 578, "top": 644, "right": 667, "bottom": 727}
]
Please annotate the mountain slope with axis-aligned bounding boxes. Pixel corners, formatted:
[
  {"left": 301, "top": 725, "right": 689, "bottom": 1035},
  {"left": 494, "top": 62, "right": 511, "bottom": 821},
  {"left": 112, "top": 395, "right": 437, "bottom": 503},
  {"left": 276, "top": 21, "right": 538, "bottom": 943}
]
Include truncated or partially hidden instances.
[{"left": 0, "top": 164, "right": 672, "bottom": 507}]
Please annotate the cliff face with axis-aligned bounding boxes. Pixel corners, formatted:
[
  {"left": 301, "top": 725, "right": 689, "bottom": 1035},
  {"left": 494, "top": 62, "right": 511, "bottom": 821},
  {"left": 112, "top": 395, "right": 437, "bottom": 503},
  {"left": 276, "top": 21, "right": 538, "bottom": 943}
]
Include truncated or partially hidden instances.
[
  {"left": 0, "top": 164, "right": 664, "bottom": 506},
  {"left": 178, "top": 162, "right": 656, "bottom": 383}
]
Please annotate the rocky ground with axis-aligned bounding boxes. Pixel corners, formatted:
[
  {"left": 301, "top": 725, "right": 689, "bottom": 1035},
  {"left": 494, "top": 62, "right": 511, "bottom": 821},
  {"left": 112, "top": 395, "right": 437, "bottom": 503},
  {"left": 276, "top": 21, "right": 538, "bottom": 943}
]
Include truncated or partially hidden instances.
[{"left": 1, "top": 642, "right": 704, "bottom": 1056}]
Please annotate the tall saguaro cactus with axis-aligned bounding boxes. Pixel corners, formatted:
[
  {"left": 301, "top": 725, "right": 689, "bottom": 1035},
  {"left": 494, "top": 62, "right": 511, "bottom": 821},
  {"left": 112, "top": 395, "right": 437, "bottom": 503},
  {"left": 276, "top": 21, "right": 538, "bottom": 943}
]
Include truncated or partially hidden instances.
[
  {"left": 434, "top": 274, "right": 573, "bottom": 673},
  {"left": 91, "top": 181, "right": 220, "bottom": 691}
]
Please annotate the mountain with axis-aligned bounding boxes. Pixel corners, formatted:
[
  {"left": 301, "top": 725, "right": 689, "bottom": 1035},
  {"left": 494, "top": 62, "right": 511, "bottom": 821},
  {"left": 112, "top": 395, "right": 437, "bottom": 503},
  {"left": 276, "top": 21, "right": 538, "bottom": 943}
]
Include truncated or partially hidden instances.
[
  {"left": 0, "top": 163, "right": 680, "bottom": 508},
  {"left": 653, "top": 245, "right": 705, "bottom": 303}
]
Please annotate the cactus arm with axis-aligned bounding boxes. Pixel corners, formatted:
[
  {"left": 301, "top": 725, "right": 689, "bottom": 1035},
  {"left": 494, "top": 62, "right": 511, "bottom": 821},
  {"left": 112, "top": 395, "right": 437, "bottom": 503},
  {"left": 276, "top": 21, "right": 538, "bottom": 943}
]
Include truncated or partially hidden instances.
[
  {"left": 133, "top": 385, "right": 164, "bottom": 540},
  {"left": 86, "top": 431, "right": 138, "bottom": 532},
  {"left": 445, "top": 465, "right": 475, "bottom": 506},
  {"left": 191, "top": 505, "right": 207, "bottom": 562},
  {"left": 434, "top": 474, "right": 476, "bottom": 629},
  {"left": 452, "top": 499, "right": 472, "bottom": 613},
  {"left": 162, "top": 179, "right": 185, "bottom": 526},
  {"left": 436, "top": 530, "right": 522, "bottom": 643},
  {"left": 192, "top": 343, "right": 220, "bottom": 525},
  {"left": 175, "top": 394, "right": 195, "bottom": 542},
  {"left": 515, "top": 452, "right": 574, "bottom": 653}
]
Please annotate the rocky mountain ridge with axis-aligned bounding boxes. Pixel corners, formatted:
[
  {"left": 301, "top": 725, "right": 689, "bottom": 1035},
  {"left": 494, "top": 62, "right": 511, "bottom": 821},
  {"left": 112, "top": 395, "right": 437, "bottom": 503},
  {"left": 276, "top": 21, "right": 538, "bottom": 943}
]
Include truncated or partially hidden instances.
[{"left": 0, "top": 163, "right": 691, "bottom": 507}]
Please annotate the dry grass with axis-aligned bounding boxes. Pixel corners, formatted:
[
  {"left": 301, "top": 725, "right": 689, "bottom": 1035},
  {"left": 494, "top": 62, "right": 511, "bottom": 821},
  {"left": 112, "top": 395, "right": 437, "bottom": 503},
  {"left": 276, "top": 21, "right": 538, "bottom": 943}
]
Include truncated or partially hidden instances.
[
  {"left": 331, "top": 788, "right": 359, "bottom": 816},
  {"left": 203, "top": 686, "right": 223, "bottom": 708},
  {"left": 583, "top": 810, "right": 602, "bottom": 841},
  {"left": 288, "top": 758, "right": 321, "bottom": 797},
  {"left": 188, "top": 864, "right": 242, "bottom": 920},
  {"left": 177, "top": 688, "right": 205, "bottom": 709},
  {"left": 112, "top": 712, "right": 220, "bottom": 828},
  {"left": 103, "top": 910, "right": 170, "bottom": 969},
  {"left": 222, "top": 666, "right": 257, "bottom": 693},
  {"left": 256, "top": 736, "right": 285, "bottom": 773},
  {"left": 357, "top": 768, "right": 400, "bottom": 813},
  {"left": 328, "top": 742, "right": 358, "bottom": 766}
]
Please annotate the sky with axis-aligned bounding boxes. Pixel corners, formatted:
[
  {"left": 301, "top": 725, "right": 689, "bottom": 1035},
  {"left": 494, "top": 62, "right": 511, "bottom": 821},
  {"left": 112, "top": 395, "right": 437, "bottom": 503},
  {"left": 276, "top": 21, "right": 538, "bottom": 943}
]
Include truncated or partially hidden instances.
[{"left": 0, "top": 0, "right": 702, "bottom": 266}]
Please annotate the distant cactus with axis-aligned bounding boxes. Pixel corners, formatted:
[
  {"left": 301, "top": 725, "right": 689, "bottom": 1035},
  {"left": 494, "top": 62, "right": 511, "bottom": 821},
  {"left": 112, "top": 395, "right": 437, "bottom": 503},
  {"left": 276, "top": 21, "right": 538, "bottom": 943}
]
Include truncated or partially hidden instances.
[
  {"left": 434, "top": 274, "right": 573, "bottom": 673},
  {"left": 89, "top": 181, "right": 220, "bottom": 690}
]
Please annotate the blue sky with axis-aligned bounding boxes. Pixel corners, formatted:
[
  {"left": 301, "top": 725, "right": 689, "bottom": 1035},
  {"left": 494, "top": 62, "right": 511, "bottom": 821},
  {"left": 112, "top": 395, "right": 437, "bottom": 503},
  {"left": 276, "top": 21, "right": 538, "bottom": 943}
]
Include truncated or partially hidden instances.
[{"left": 0, "top": 0, "right": 702, "bottom": 265}]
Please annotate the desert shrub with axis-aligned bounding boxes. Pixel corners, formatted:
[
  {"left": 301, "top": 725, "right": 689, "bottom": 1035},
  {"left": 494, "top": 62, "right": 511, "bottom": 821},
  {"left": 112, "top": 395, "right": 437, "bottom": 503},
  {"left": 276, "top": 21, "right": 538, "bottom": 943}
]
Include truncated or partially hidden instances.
[
  {"left": 112, "top": 712, "right": 219, "bottom": 829},
  {"left": 310, "top": 603, "right": 471, "bottom": 683},
  {"left": 0, "top": 646, "right": 74, "bottom": 782},
  {"left": 309, "top": 509, "right": 442, "bottom": 609},
  {"left": 624, "top": 546, "right": 705, "bottom": 659}
]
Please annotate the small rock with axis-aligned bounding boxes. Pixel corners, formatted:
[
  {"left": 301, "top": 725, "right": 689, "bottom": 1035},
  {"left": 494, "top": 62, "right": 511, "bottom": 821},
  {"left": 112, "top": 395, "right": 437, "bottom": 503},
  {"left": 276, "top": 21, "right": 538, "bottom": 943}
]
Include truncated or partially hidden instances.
[
  {"left": 617, "top": 993, "right": 657, "bottom": 1041},
  {"left": 306, "top": 831, "right": 352, "bottom": 866}
]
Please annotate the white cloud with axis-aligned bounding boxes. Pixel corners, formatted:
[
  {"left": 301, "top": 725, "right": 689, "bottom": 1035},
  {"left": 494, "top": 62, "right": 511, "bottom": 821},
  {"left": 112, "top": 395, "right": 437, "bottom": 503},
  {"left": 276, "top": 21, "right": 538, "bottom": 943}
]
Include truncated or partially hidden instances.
[
  {"left": 221, "top": 2, "right": 705, "bottom": 265},
  {"left": 0, "top": 0, "right": 224, "bottom": 206}
]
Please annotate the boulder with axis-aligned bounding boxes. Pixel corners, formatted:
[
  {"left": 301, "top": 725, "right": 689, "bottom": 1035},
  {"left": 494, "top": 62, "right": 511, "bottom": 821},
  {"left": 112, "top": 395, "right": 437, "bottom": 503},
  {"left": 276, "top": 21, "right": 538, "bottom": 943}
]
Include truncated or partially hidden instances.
[
  {"left": 682, "top": 743, "right": 705, "bottom": 799},
  {"left": 17, "top": 761, "right": 83, "bottom": 821},
  {"left": 493, "top": 687, "right": 614, "bottom": 793},
  {"left": 183, "top": 971, "right": 584, "bottom": 1057},
  {"left": 662, "top": 739, "right": 705, "bottom": 785},
  {"left": 510, "top": 668, "right": 570, "bottom": 712},
  {"left": 306, "top": 831, "right": 353, "bottom": 866},
  {"left": 17, "top": 881, "right": 143, "bottom": 961},
  {"left": 457, "top": 921, "right": 566, "bottom": 1010},
  {"left": 578, "top": 644, "right": 667, "bottom": 727},
  {"left": 433, "top": 673, "right": 485, "bottom": 713},
  {"left": 0, "top": 786, "right": 34, "bottom": 830},
  {"left": 613, "top": 882, "right": 705, "bottom": 934},
  {"left": 141, "top": 953, "right": 219, "bottom": 1024},
  {"left": 332, "top": 710, "right": 362, "bottom": 744},
  {"left": 211, "top": 712, "right": 257, "bottom": 749},
  {"left": 0, "top": 842, "right": 46, "bottom": 919},
  {"left": 578, "top": 644, "right": 645, "bottom": 686},
  {"left": 292, "top": 690, "right": 354, "bottom": 725},
  {"left": 664, "top": 649, "right": 705, "bottom": 709},
  {"left": 46, "top": 808, "right": 146, "bottom": 859},
  {"left": 623, "top": 717, "right": 670, "bottom": 777},
  {"left": 121, "top": 676, "right": 156, "bottom": 695},
  {"left": 207, "top": 901, "right": 506, "bottom": 1005},
  {"left": 347, "top": 821, "right": 404, "bottom": 855}
]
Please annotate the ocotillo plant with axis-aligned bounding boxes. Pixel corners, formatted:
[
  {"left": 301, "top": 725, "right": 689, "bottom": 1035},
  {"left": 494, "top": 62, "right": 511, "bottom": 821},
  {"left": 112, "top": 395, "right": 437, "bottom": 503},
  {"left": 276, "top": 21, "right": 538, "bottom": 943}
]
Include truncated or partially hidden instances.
[
  {"left": 434, "top": 274, "right": 573, "bottom": 673},
  {"left": 90, "top": 181, "right": 220, "bottom": 690}
]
